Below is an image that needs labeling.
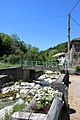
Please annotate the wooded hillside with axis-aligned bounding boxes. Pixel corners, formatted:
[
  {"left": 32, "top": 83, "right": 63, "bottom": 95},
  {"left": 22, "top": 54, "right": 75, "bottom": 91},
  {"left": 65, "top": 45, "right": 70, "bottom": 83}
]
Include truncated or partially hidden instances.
[{"left": 0, "top": 33, "right": 68, "bottom": 64}]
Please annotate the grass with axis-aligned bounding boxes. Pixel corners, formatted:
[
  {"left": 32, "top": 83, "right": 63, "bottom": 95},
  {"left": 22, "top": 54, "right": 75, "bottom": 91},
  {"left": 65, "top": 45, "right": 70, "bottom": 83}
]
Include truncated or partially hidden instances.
[
  {"left": 0, "top": 62, "right": 20, "bottom": 69},
  {"left": 12, "top": 103, "right": 26, "bottom": 113},
  {"left": 3, "top": 113, "right": 10, "bottom": 120},
  {"left": 2, "top": 103, "right": 26, "bottom": 120}
]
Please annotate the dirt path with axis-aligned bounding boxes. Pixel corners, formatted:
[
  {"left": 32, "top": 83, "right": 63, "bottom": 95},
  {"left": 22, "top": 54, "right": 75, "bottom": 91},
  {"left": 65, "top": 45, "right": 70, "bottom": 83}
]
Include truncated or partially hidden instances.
[{"left": 68, "top": 75, "right": 80, "bottom": 120}]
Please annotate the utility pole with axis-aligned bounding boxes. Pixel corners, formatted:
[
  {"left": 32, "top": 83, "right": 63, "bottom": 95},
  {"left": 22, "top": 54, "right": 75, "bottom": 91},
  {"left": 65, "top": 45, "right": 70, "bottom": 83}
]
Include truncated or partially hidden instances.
[
  {"left": 67, "top": 0, "right": 80, "bottom": 69},
  {"left": 68, "top": 13, "right": 70, "bottom": 69}
]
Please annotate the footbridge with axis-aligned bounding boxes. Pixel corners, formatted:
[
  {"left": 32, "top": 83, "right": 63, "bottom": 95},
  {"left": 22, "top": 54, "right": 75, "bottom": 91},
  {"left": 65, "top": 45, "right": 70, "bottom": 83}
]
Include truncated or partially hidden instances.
[{"left": 23, "top": 61, "right": 65, "bottom": 71}]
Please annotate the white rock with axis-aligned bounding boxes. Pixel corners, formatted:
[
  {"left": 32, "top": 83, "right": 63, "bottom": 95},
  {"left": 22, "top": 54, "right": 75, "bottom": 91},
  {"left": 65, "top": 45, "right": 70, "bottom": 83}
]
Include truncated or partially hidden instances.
[
  {"left": 2, "top": 87, "right": 10, "bottom": 94},
  {"left": 28, "top": 83, "right": 35, "bottom": 87},
  {"left": 16, "top": 93, "right": 20, "bottom": 99},
  {"left": 8, "top": 97, "right": 13, "bottom": 100},
  {"left": 49, "top": 75, "right": 55, "bottom": 79},
  {"left": 20, "top": 89, "right": 28, "bottom": 94},
  {"left": 29, "top": 89, "right": 35, "bottom": 95},
  {"left": 21, "top": 82, "right": 28, "bottom": 86},
  {"left": 34, "top": 84, "right": 41, "bottom": 89},
  {"left": 15, "top": 82, "right": 19, "bottom": 85},
  {"left": 15, "top": 85, "right": 20, "bottom": 89},
  {"left": 14, "top": 98, "right": 24, "bottom": 105},
  {"left": 20, "top": 89, "right": 29, "bottom": 98},
  {"left": 10, "top": 85, "right": 15, "bottom": 91},
  {"left": 38, "top": 74, "right": 47, "bottom": 80},
  {"left": 22, "top": 86, "right": 30, "bottom": 89},
  {"left": 25, "top": 102, "right": 28, "bottom": 105},
  {"left": 45, "top": 70, "right": 53, "bottom": 74}
]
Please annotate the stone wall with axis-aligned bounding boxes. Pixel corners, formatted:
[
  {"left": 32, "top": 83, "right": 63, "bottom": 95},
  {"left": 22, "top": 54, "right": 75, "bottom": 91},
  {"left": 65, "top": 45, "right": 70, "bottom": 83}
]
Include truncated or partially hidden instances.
[
  {"left": 35, "top": 71, "right": 43, "bottom": 80},
  {"left": 0, "top": 67, "right": 43, "bottom": 83},
  {"left": 0, "top": 67, "right": 23, "bottom": 82},
  {"left": 22, "top": 69, "right": 31, "bottom": 81}
]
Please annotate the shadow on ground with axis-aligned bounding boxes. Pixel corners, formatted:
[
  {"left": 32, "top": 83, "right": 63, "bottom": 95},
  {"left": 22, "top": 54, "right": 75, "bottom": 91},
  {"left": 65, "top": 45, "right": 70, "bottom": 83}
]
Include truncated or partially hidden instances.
[{"left": 69, "top": 108, "right": 76, "bottom": 114}]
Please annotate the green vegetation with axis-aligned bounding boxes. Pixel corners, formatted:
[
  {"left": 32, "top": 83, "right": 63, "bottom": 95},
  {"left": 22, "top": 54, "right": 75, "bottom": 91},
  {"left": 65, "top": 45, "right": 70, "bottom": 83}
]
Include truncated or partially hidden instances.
[
  {"left": 2, "top": 103, "right": 26, "bottom": 120},
  {"left": 0, "top": 33, "right": 40, "bottom": 65},
  {"left": 12, "top": 103, "right": 25, "bottom": 113},
  {"left": 3, "top": 112, "right": 10, "bottom": 120},
  {"left": 0, "top": 90, "right": 18, "bottom": 99},
  {"left": 35, "top": 87, "right": 56, "bottom": 110},
  {"left": 75, "top": 65, "right": 80, "bottom": 72},
  {"left": 0, "top": 32, "right": 68, "bottom": 67},
  {"left": 0, "top": 62, "right": 20, "bottom": 69},
  {"left": 43, "top": 42, "right": 67, "bottom": 62}
]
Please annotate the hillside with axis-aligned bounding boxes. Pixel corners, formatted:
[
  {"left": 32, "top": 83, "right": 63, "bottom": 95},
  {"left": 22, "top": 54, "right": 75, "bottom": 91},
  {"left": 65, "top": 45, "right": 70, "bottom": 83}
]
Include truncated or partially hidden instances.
[
  {"left": 0, "top": 32, "right": 68, "bottom": 64},
  {"left": 41, "top": 42, "right": 68, "bottom": 62},
  {"left": 48, "top": 42, "right": 67, "bottom": 53}
]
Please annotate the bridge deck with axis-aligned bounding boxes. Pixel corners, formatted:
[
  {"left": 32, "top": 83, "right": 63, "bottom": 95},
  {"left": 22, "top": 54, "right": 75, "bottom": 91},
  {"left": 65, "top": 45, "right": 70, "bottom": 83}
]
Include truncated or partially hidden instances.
[{"left": 23, "top": 66, "right": 61, "bottom": 71}]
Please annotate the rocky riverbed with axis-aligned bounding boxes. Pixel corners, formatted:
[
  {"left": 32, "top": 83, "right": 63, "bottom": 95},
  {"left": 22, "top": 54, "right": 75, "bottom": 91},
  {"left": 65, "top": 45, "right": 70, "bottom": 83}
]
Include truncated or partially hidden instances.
[{"left": 0, "top": 70, "right": 61, "bottom": 119}]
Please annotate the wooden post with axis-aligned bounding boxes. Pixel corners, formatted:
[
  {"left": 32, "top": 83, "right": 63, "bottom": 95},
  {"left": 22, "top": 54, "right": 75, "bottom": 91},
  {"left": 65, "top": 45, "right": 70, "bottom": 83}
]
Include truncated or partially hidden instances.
[{"left": 68, "top": 13, "right": 70, "bottom": 69}]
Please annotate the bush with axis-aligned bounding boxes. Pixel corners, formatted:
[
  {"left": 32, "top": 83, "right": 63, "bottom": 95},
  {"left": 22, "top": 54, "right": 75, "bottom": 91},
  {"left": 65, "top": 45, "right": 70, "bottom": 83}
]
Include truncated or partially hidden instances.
[
  {"left": 2, "top": 54, "right": 7, "bottom": 62},
  {"left": 75, "top": 65, "right": 80, "bottom": 72},
  {"left": 7, "top": 54, "right": 20, "bottom": 64}
]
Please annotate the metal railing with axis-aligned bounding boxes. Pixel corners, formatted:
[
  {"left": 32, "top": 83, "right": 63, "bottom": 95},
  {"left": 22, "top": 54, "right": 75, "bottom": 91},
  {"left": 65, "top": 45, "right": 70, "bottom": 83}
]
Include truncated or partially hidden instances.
[
  {"left": 22, "top": 61, "right": 67, "bottom": 70},
  {"left": 23, "top": 61, "right": 58, "bottom": 67}
]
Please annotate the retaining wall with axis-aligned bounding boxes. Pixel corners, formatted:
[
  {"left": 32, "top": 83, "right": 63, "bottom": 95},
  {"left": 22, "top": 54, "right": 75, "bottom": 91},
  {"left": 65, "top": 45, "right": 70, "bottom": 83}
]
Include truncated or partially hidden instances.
[
  {"left": 0, "top": 67, "right": 43, "bottom": 83},
  {"left": 0, "top": 67, "right": 23, "bottom": 82}
]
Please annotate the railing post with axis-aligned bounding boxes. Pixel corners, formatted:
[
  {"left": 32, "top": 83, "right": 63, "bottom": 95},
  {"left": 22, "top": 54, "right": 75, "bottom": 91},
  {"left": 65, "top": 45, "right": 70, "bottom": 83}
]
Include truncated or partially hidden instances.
[
  {"left": 32, "top": 61, "right": 34, "bottom": 66},
  {"left": 35, "top": 61, "right": 37, "bottom": 66},
  {"left": 45, "top": 62, "right": 47, "bottom": 67}
]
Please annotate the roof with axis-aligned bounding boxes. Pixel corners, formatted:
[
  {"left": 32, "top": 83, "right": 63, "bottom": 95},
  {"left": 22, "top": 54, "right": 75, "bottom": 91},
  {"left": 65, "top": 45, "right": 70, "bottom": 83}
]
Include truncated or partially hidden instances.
[
  {"left": 70, "top": 38, "right": 80, "bottom": 43},
  {"left": 75, "top": 38, "right": 80, "bottom": 40},
  {"left": 70, "top": 38, "right": 80, "bottom": 48},
  {"left": 53, "top": 52, "right": 65, "bottom": 57}
]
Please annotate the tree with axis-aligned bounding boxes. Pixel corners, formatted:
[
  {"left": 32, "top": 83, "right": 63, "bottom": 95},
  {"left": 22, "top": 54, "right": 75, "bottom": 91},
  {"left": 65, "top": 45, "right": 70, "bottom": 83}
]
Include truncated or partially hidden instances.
[
  {"left": 11, "top": 34, "right": 20, "bottom": 41},
  {"left": 1, "top": 33, "right": 15, "bottom": 55},
  {"left": 18, "top": 41, "right": 27, "bottom": 53},
  {"left": 0, "top": 33, "right": 4, "bottom": 57},
  {"left": 7, "top": 54, "right": 20, "bottom": 64}
]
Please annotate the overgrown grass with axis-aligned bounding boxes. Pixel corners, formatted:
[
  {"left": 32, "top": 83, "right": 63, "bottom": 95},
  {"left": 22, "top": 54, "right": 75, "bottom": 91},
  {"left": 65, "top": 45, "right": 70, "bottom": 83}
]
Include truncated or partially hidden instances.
[{"left": 0, "top": 62, "right": 20, "bottom": 69}]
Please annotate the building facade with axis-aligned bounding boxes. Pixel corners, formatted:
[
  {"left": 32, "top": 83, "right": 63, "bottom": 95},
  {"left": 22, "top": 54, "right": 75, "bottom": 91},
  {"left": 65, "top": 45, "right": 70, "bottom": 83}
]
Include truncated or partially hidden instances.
[{"left": 66, "top": 38, "right": 80, "bottom": 67}]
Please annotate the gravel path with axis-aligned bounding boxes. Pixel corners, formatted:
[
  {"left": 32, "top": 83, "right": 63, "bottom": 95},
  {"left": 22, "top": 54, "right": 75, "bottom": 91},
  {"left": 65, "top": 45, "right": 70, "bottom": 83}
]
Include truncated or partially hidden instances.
[{"left": 68, "top": 75, "right": 80, "bottom": 120}]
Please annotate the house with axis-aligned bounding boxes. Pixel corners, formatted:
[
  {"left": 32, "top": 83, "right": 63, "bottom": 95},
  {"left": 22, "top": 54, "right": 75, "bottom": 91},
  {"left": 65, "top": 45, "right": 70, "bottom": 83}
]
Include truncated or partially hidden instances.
[
  {"left": 53, "top": 52, "right": 65, "bottom": 65},
  {"left": 53, "top": 38, "right": 80, "bottom": 68},
  {"left": 66, "top": 38, "right": 80, "bottom": 66}
]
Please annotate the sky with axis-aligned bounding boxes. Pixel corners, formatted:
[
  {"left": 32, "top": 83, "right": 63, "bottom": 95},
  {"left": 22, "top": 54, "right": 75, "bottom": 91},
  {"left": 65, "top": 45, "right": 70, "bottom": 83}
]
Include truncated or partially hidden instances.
[{"left": 0, "top": 0, "right": 80, "bottom": 51}]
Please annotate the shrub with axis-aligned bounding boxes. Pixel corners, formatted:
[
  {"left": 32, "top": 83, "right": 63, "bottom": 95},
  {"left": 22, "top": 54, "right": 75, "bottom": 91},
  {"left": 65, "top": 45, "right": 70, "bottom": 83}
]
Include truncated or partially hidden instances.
[
  {"left": 7, "top": 54, "right": 20, "bottom": 64},
  {"left": 75, "top": 65, "right": 80, "bottom": 72}
]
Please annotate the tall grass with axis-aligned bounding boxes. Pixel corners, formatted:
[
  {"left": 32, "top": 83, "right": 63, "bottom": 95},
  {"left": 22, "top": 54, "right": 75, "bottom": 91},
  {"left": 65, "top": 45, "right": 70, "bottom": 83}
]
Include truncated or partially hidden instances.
[{"left": 0, "top": 62, "right": 20, "bottom": 69}]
